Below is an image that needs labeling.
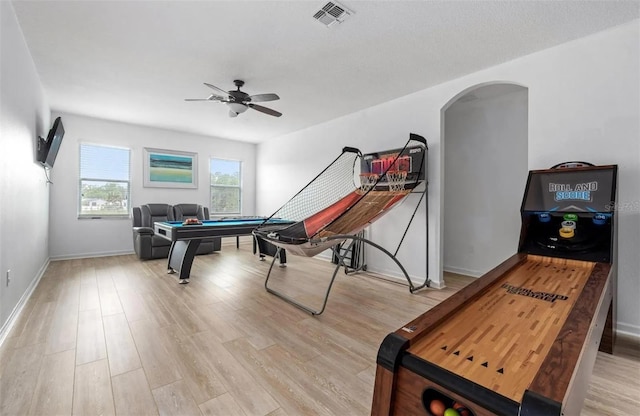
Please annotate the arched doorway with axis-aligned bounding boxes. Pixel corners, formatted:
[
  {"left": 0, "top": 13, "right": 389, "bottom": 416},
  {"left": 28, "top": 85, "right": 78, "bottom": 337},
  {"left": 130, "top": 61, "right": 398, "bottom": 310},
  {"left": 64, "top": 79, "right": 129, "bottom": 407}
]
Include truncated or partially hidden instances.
[{"left": 442, "top": 83, "right": 528, "bottom": 277}]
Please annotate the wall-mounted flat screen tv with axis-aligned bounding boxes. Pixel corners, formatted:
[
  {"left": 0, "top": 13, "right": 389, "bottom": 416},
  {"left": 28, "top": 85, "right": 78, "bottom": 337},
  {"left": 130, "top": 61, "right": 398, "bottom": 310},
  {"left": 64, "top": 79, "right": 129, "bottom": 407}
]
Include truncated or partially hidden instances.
[{"left": 37, "top": 117, "right": 65, "bottom": 168}]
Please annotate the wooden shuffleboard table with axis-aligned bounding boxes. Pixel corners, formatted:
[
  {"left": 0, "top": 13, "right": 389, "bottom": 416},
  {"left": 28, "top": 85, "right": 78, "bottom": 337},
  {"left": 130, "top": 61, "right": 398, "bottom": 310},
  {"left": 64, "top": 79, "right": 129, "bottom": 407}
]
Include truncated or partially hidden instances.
[{"left": 372, "top": 164, "right": 618, "bottom": 416}]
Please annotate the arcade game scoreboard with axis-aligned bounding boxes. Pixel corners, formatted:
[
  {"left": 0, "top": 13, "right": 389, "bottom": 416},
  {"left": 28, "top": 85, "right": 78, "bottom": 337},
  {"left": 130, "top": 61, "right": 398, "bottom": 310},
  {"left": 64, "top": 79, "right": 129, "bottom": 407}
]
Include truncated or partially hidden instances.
[{"left": 371, "top": 164, "right": 617, "bottom": 416}]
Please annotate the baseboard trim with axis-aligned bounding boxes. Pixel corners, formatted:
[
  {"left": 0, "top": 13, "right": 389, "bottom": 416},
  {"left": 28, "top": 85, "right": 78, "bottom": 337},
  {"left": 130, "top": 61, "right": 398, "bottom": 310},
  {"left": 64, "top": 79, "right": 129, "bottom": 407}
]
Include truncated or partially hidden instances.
[
  {"left": 365, "top": 267, "right": 435, "bottom": 289},
  {"left": 49, "top": 250, "right": 134, "bottom": 261},
  {"left": 616, "top": 323, "right": 640, "bottom": 339},
  {"left": 0, "top": 258, "right": 50, "bottom": 347},
  {"left": 443, "top": 265, "right": 483, "bottom": 278}
]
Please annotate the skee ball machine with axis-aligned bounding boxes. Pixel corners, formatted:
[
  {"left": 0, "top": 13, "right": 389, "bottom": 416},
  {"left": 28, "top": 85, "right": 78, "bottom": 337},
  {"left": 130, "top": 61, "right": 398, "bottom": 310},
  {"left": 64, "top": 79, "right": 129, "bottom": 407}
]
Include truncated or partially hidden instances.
[{"left": 371, "top": 163, "right": 618, "bottom": 416}]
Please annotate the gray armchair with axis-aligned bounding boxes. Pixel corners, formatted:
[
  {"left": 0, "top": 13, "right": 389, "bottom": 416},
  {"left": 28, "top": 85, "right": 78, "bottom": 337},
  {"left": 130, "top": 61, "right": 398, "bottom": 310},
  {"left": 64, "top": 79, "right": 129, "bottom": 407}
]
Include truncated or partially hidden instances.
[
  {"left": 132, "top": 203, "right": 174, "bottom": 260},
  {"left": 171, "top": 203, "right": 222, "bottom": 252},
  {"left": 132, "top": 203, "right": 220, "bottom": 260}
]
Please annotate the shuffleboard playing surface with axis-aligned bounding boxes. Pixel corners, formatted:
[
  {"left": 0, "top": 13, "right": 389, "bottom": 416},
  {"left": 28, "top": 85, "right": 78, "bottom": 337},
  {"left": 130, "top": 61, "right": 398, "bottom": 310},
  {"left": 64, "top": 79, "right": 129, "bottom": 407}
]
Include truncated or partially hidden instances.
[{"left": 407, "top": 255, "right": 595, "bottom": 402}]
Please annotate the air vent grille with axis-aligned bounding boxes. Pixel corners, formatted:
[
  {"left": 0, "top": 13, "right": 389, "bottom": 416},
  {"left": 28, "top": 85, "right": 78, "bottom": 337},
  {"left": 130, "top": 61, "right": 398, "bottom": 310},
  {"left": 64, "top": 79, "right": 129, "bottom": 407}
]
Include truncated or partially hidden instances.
[
  {"left": 326, "top": 3, "right": 344, "bottom": 18},
  {"left": 313, "top": 1, "right": 352, "bottom": 27}
]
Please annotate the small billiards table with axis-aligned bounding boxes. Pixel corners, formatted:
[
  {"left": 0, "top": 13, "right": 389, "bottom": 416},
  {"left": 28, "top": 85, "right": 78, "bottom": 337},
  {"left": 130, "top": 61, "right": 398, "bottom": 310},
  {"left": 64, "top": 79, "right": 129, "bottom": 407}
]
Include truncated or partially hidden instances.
[{"left": 154, "top": 217, "right": 293, "bottom": 283}]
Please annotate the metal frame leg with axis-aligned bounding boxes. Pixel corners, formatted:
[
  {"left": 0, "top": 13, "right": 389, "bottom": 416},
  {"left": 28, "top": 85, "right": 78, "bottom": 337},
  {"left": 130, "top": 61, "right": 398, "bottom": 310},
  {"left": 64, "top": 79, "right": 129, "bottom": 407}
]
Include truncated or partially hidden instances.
[
  {"left": 263, "top": 235, "right": 431, "bottom": 316},
  {"left": 338, "top": 237, "right": 367, "bottom": 275},
  {"left": 325, "top": 234, "right": 430, "bottom": 293},
  {"left": 264, "top": 248, "right": 341, "bottom": 315}
]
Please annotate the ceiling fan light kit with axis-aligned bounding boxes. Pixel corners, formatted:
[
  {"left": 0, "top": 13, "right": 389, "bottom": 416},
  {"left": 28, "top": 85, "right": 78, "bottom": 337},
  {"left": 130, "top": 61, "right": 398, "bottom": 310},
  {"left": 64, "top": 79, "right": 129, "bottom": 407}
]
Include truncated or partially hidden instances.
[
  {"left": 227, "top": 102, "right": 248, "bottom": 115},
  {"left": 185, "top": 79, "right": 282, "bottom": 118}
]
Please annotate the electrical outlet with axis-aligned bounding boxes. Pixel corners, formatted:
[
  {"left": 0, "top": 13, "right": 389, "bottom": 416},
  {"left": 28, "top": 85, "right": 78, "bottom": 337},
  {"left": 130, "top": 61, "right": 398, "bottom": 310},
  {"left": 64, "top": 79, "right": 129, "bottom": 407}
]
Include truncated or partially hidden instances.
[{"left": 6, "top": 269, "right": 10, "bottom": 286}]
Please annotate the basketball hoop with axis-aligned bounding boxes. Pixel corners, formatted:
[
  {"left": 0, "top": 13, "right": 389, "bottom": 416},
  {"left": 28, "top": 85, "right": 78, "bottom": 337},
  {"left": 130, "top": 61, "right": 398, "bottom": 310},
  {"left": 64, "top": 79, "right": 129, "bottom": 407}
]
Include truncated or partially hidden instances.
[
  {"left": 386, "top": 170, "right": 407, "bottom": 192},
  {"left": 359, "top": 172, "right": 379, "bottom": 192}
]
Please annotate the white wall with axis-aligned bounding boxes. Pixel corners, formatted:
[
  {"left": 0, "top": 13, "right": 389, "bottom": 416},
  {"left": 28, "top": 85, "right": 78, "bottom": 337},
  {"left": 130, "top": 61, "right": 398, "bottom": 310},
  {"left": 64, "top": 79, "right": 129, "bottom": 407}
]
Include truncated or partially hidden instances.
[
  {"left": 257, "top": 21, "right": 640, "bottom": 335},
  {"left": 444, "top": 87, "right": 528, "bottom": 276},
  {"left": 48, "top": 112, "right": 257, "bottom": 259},
  {"left": 0, "top": 2, "right": 51, "bottom": 334}
]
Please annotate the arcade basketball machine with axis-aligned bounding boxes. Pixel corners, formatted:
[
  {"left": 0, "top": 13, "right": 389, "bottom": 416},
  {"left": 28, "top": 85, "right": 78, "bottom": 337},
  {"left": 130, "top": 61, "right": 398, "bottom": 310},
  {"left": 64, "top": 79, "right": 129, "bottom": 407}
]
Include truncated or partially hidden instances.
[
  {"left": 371, "top": 162, "right": 618, "bottom": 416},
  {"left": 254, "top": 134, "right": 429, "bottom": 315}
]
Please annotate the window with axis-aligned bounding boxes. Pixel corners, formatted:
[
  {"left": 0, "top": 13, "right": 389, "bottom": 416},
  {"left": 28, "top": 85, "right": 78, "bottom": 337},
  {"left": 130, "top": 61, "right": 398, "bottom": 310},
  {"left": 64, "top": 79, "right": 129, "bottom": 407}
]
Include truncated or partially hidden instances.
[
  {"left": 210, "top": 158, "right": 241, "bottom": 215},
  {"left": 79, "top": 144, "right": 130, "bottom": 218}
]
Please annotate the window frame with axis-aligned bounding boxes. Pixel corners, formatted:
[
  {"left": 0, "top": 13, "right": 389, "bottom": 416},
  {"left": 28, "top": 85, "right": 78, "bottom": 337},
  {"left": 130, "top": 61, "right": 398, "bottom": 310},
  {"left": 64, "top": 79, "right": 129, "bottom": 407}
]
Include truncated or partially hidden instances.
[
  {"left": 209, "top": 157, "right": 243, "bottom": 216},
  {"left": 78, "top": 143, "right": 131, "bottom": 219}
]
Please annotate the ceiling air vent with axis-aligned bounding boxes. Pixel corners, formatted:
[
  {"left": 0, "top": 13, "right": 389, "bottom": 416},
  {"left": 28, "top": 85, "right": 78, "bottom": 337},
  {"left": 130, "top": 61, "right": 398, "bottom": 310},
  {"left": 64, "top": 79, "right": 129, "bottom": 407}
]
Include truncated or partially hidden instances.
[{"left": 313, "top": 1, "right": 352, "bottom": 27}]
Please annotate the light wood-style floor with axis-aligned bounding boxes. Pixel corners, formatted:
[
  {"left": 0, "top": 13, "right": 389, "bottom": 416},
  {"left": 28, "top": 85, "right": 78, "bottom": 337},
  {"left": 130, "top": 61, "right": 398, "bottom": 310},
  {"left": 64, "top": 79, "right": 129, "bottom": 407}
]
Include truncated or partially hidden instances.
[{"left": 1, "top": 239, "right": 638, "bottom": 415}]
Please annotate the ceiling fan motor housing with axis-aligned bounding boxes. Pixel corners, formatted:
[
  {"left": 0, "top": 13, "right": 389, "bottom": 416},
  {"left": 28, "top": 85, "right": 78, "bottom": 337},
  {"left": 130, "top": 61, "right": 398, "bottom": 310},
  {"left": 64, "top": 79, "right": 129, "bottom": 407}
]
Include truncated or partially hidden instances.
[{"left": 229, "top": 90, "right": 250, "bottom": 102}]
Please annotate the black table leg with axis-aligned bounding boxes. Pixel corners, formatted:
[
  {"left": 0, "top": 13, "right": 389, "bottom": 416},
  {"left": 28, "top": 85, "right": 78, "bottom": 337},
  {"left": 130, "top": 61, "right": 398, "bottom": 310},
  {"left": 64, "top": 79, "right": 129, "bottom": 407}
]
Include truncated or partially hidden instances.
[
  {"left": 254, "top": 235, "right": 287, "bottom": 266},
  {"left": 167, "top": 239, "right": 202, "bottom": 284}
]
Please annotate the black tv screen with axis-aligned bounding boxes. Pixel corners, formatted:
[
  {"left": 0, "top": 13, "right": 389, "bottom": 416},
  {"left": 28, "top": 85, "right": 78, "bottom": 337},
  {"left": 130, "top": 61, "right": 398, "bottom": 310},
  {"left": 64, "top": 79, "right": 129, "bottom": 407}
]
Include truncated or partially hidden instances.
[{"left": 38, "top": 117, "right": 65, "bottom": 168}]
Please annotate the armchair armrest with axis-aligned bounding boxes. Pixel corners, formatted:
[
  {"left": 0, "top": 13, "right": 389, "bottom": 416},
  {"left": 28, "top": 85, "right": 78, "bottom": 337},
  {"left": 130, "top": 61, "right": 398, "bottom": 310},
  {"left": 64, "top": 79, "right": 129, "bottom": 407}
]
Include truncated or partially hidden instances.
[
  {"left": 133, "top": 226, "right": 154, "bottom": 236},
  {"left": 133, "top": 227, "right": 156, "bottom": 259}
]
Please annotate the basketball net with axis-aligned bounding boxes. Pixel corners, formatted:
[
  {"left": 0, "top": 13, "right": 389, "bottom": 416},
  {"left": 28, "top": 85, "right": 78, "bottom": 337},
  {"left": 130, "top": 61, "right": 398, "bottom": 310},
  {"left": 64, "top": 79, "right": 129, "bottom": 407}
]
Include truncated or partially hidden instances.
[
  {"left": 386, "top": 170, "right": 407, "bottom": 192},
  {"left": 359, "top": 172, "right": 379, "bottom": 192}
]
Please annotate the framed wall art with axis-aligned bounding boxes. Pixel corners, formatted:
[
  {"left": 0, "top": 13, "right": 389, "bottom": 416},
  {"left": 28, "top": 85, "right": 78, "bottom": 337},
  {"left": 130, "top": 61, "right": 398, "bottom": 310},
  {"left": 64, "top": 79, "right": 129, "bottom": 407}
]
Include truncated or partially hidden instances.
[{"left": 143, "top": 148, "right": 198, "bottom": 188}]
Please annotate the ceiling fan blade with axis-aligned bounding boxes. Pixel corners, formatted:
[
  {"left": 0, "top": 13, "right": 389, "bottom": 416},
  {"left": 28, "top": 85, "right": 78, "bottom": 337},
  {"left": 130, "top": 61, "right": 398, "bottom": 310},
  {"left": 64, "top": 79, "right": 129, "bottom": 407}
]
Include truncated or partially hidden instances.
[
  {"left": 248, "top": 103, "right": 282, "bottom": 117},
  {"left": 248, "top": 93, "right": 280, "bottom": 103},
  {"left": 204, "top": 82, "right": 231, "bottom": 97},
  {"left": 185, "top": 94, "right": 227, "bottom": 102}
]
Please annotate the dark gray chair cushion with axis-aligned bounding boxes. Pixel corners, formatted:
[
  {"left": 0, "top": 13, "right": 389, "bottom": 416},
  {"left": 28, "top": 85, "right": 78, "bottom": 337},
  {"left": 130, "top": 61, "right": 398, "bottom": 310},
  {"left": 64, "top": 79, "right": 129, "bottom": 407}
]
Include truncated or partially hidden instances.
[
  {"left": 172, "top": 203, "right": 207, "bottom": 221},
  {"left": 172, "top": 204, "right": 221, "bottom": 253}
]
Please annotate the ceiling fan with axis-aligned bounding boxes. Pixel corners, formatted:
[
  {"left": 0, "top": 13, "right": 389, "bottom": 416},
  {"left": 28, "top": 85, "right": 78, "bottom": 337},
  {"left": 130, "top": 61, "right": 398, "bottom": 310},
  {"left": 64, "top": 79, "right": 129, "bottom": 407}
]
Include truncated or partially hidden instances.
[{"left": 185, "top": 80, "right": 282, "bottom": 118}]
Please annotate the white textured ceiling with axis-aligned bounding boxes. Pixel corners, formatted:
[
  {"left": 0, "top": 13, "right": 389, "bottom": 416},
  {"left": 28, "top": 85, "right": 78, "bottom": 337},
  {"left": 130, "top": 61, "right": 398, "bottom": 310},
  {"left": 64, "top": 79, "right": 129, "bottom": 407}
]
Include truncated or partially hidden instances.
[{"left": 11, "top": 1, "right": 639, "bottom": 143}]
